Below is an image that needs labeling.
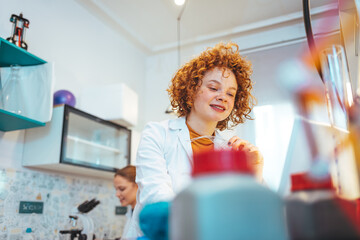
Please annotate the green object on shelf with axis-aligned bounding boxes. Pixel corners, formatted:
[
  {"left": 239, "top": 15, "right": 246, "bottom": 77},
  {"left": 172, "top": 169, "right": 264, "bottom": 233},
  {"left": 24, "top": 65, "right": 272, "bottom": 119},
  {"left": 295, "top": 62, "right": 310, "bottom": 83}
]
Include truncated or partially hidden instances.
[
  {"left": 0, "top": 109, "right": 45, "bottom": 132},
  {"left": 0, "top": 37, "right": 46, "bottom": 67}
]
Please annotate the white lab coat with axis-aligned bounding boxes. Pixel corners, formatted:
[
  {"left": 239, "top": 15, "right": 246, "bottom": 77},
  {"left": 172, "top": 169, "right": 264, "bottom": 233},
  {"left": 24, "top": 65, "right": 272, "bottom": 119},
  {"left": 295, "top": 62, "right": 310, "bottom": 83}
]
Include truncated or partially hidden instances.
[
  {"left": 121, "top": 205, "right": 132, "bottom": 238},
  {"left": 124, "top": 117, "right": 224, "bottom": 238}
]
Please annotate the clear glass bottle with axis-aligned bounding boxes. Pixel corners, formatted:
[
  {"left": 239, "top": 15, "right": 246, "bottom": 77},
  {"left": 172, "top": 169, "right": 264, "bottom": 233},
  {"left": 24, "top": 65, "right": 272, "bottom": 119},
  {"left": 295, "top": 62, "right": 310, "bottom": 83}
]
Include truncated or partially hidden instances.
[{"left": 0, "top": 66, "right": 25, "bottom": 115}]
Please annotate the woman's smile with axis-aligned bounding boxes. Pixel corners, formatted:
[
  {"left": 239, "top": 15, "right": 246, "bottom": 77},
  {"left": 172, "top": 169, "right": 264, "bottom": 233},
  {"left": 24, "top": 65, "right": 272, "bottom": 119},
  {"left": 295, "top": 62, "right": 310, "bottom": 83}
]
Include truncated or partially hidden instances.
[{"left": 210, "top": 104, "right": 226, "bottom": 112}]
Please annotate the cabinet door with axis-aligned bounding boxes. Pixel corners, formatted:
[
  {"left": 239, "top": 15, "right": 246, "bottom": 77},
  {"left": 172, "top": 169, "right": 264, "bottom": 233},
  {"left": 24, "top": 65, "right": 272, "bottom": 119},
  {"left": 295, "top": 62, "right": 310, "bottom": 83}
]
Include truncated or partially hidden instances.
[{"left": 61, "top": 106, "right": 130, "bottom": 171}]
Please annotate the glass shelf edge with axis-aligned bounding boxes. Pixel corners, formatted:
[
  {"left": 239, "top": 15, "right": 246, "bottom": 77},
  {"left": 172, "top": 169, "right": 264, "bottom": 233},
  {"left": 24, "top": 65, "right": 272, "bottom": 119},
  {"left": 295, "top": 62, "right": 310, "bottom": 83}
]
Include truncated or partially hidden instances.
[{"left": 0, "top": 109, "right": 46, "bottom": 131}]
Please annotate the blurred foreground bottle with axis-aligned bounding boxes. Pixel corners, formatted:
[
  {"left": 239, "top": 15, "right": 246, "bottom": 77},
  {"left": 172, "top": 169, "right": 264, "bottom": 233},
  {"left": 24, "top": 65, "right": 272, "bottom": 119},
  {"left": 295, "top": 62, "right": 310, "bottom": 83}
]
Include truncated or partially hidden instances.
[
  {"left": 348, "top": 98, "right": 360, "bottom": 189},
  {"left": 170, "top": 150, "right": 288, "bottom": 240},
  {"left": 285, "top": 172, "right": 359, "bottom": 240}
]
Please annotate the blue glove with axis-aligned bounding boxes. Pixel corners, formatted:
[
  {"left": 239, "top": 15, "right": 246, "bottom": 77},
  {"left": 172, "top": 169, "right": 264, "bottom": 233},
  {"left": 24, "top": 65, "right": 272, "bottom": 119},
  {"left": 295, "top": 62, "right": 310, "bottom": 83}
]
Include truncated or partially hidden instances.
[{"left": 139, "top": 201, "right": 170, "bottom": 240}]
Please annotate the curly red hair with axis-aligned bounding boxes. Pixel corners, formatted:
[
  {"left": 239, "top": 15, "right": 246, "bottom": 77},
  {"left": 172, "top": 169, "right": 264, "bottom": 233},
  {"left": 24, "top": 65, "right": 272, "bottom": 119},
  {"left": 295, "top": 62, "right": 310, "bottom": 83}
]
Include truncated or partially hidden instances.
[{"left": 167, "top": 42, "right": 255, "bottom": 130}]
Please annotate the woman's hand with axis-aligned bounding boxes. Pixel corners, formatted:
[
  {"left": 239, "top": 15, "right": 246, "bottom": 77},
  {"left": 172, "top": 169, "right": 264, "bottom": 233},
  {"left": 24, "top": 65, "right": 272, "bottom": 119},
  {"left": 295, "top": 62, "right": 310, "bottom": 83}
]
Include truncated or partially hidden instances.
[{"left": 228, "top": 136, "right": 264, "bottom": 182}]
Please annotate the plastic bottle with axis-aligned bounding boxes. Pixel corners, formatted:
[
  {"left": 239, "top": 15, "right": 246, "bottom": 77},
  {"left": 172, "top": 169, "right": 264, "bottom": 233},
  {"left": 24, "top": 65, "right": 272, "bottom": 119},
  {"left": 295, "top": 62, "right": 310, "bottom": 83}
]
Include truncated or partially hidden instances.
[
  {"left": 170, "top": 150, "right": 289, "bottom": 240},
  {"left": 23, "top": 228, "right": 35, "bottom": 240},
  {"left": 285, "top": 172, "right": 359, "bottom": 240}
]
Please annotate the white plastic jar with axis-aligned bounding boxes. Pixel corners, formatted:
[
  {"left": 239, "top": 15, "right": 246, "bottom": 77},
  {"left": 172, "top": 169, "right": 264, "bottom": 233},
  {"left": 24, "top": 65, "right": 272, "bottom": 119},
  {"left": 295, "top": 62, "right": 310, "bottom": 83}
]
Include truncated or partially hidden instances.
[{"left": 170, "top": 150, "right": 289, "bottom": 240}]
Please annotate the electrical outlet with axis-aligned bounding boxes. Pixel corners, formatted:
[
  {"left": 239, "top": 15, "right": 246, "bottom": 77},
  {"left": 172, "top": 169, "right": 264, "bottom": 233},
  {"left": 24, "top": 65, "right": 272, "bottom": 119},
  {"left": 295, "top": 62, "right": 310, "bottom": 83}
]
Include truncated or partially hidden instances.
[
  {"left": 115, "top": 206, "right": 127, "bottom": 215},
  {"left": 19, "top": 201, "right": 43, "bottom": 214},
  {"left": 8, "top": 228, "right": 21, "bottom": 240},
  {"left": 8, "top": 234, "right": 21, "bottom": 240}
]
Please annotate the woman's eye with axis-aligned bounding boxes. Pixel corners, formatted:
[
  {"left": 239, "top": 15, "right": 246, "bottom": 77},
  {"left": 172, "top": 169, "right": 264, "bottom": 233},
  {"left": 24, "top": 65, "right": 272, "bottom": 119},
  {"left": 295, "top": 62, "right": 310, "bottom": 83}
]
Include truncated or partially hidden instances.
[
  {"left": 209, "top": 87, "right": 217, "bottom": 91},
  {"left": 227, "top": 93, "right": 235, "bottom": 97}
]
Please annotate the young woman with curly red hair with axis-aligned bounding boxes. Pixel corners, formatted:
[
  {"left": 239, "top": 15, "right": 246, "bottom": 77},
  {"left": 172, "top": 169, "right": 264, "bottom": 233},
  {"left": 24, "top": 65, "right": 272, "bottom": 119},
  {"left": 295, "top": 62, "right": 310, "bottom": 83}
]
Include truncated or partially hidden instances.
[{"left": 125, "top": 42, "right": 264, "bottom": 238}]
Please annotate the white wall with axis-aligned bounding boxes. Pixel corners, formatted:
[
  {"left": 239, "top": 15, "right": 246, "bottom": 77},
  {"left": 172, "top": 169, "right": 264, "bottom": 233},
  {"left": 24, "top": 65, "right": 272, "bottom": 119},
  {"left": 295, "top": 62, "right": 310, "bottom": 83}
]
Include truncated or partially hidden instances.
[
  {"left": 0, "top": 0, "right": 147, "bottom": 167},
  {"left": 0, "top": 0, "right": 146, "bottom": 96}
]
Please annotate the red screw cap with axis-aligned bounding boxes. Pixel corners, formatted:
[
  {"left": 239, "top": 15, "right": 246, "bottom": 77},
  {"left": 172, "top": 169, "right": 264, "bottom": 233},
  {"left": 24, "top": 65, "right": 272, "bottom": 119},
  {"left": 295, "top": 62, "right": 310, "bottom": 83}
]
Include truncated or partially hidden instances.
[
  {"left": 290, "top": 172, "right": 334, "bottom": 191},
  {"left": 192, "top": 150, "right": 254, "bottom": 177}
]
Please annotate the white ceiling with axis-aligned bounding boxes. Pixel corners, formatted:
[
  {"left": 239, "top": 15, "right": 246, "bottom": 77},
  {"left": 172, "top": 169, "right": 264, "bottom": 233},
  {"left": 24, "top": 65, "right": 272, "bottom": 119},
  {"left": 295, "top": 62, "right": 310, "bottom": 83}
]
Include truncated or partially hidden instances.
[{"left": 75, "top": 0, "right": 335, "bottom": 54}]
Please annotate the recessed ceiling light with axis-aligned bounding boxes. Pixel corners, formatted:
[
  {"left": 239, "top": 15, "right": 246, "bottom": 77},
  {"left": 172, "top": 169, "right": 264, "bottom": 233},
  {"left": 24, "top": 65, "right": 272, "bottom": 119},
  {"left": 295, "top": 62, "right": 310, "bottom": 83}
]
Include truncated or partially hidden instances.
[{"left": 174, "top": 0, "right": 185, "bottom": 6}]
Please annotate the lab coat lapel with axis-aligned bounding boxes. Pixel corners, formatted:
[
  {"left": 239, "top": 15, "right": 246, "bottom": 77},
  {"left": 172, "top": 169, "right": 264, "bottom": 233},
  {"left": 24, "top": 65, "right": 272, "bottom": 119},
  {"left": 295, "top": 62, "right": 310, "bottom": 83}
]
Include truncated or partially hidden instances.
[
  {"left": 169, "top": 117, "right": 193, "bottom": 163},
  {"left": 178, "top": 126, "right": 193, "bottom": 162},
  {"left": 213, "top": 130, "right": 224, "bottom": 149}
]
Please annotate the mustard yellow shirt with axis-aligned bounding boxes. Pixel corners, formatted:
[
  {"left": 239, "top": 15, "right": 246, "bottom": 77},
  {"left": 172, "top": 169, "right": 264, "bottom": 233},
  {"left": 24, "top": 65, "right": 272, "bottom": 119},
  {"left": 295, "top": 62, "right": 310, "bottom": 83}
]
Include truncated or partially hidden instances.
[{"left": 186, "top": 121, "right": 214, "bottom": 154}]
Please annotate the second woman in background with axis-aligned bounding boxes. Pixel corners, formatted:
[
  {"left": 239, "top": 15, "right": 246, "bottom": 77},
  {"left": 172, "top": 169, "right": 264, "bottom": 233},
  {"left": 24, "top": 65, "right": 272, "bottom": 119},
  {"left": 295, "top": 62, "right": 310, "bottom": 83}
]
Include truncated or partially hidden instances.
[{"left": 113, "top": 165, "right": 138, "bottom": 238}]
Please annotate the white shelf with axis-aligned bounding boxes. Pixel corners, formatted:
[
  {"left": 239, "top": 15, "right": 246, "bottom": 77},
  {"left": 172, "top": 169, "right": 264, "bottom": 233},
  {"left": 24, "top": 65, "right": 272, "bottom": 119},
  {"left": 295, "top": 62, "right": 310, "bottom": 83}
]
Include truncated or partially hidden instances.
[{"left": 67, "top": 135, "right": 121, "bottom": 154}]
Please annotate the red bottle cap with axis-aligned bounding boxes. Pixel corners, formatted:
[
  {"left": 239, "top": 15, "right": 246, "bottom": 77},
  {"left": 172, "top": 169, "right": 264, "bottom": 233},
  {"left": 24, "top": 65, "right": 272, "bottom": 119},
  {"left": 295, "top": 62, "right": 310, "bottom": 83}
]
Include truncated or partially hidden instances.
[
  {"left": 192, "top": 150, "right": 254, "bottom": 177},
  {"left": 290, "top": 172, "right": 334, "bottom": 191}
]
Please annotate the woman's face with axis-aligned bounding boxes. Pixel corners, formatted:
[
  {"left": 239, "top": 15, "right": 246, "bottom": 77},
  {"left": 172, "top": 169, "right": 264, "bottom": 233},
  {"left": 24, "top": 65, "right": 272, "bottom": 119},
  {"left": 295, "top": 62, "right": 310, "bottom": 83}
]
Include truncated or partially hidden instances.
[
  {"left": 191, "top": 67, "right": 237, "bottom": 123},
  {"left": 113, "top": 175, "right": 138, "bottom": 208}
]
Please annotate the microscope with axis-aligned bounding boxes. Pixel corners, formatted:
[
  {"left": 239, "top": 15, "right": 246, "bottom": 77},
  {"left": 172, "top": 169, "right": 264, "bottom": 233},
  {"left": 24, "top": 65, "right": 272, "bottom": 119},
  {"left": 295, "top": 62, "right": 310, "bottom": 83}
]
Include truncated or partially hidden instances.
[{"left": 60, "top": 198, "right": 100, "bottom": 240}]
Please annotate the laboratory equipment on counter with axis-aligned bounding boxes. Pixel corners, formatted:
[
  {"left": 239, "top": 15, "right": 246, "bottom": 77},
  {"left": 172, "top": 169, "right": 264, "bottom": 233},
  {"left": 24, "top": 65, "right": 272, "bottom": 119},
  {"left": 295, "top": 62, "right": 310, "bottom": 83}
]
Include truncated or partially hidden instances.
[
  {"left": 286, "top": 172, "right": 359, "bottom": 239},
  {"left": 170, "top": 150, "right": 289, "bottom": 240},
  {"left": 60, "top": 198, "right": 100, "bottom": 240}
]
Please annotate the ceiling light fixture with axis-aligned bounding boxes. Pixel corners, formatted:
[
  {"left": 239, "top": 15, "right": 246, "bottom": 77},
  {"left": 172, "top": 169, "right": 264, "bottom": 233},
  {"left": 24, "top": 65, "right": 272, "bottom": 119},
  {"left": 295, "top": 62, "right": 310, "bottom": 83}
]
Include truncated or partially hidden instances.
[
  {"left": 174, "top": 0, "right": 185, "bottom": 6},
  {"left": 165, "top": 0, "right": 188, "bottom": 114}
]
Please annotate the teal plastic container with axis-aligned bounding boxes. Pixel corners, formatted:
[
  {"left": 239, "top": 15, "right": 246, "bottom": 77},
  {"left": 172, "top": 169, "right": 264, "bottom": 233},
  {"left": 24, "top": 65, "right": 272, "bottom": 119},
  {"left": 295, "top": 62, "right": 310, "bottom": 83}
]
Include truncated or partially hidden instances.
[{"left": 170, "top": 150, "right": 289, "bottom": 240}]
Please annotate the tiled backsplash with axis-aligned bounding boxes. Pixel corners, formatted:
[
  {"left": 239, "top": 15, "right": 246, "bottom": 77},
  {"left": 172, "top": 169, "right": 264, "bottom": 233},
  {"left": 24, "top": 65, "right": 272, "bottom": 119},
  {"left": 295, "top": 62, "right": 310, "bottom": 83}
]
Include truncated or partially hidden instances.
[{"left": 0, "top": 168, "right": 126, "bottom": 240}]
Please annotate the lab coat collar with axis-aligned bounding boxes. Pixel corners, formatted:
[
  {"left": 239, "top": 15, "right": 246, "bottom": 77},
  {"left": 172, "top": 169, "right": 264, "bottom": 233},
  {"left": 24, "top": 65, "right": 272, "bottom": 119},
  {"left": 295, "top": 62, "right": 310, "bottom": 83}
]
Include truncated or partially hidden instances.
[
  {"left": 169, "top": 117, "right": 225, "bottom": 162},
  {"left": 169, "top": 117, "right": 193, "bottom": 161},
  {"left": 168, "top": 117, "right": 221, "bottom": 134},
  {"left": 169, "top": 116, "right": 186, "bottom": 130}
]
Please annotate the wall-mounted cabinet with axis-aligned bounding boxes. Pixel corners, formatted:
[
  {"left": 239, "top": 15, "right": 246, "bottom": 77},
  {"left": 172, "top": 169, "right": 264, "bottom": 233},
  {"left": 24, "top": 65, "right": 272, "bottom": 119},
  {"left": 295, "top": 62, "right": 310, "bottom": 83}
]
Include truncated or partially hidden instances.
[
  {"left": 0, "top": 37, "right": 47, "bottom": 131},
  {"left": 23, "top": 105, "right": 131, "bottom": 179}
]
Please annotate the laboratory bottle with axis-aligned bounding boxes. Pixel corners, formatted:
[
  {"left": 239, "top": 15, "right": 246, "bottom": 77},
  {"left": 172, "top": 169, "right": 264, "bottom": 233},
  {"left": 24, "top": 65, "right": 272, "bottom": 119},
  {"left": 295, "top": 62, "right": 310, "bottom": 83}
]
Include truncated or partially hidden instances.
[
  {"left": 285, "top": 172, "right": 359, "bottom": 240},
  {"left": 1, "top": 66, "right": 25, "bottom": 115},
  {"left": 170, "top": 149, "right": 289, "bottom": 240},
  {"left": 23, "top": 228, "right": 35, "bottom": 240}
]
